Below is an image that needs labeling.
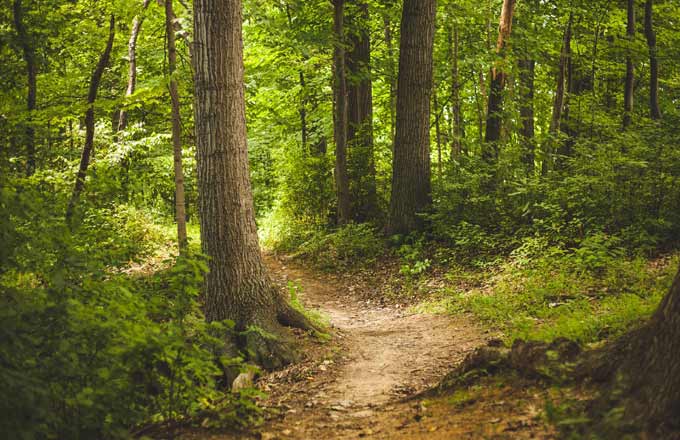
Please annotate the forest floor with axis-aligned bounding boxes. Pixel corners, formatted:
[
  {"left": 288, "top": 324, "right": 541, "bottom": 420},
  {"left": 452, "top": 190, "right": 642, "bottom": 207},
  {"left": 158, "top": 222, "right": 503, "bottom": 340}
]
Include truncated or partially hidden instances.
[{"left": 183, "top": 255, "right": 560, "bottom": 440}]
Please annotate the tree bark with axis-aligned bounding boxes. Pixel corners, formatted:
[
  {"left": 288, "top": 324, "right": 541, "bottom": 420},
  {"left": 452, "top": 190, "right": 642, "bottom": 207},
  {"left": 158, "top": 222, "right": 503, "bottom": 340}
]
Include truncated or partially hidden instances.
[
  {"left": 12, "top": 0, "right": 36, "bottom": 176},
  {"left": 383, "top": 13, "right": 397, "bottom": 146},
  {"left": 449, "top": 23, "right": 462, "bottom": 158},
  {"left": 118, "top": 0, "right": 152, "bottom": 132},
  {"left": 644, "top": 0, "right": 661, "bottom": 120},
  {"left": 623, "top": 0, "right": 635, "bottom": 129},
  {"left": 66, "top": 15, "right": 115, "bottom": 224},
  {"left": 483, "top": 0, "right": 516, "bottom": 162},
  {"left": 347, "top": 0, "right": 378, "bottom": 222},
  {"left": 166, "top": 0, "right": 188, "bottom": 251},
  {"left": 543, "top": 13, "right": 572, "bottom": 175},
  {"left": 192, "top": 0, "right": 313, "bottom": 369},
  {"left": 332, "top": 0, "right": 351, "bottom": 224},
  {"left": 386, "top": 0, "right": 436, "bottom": 235}
]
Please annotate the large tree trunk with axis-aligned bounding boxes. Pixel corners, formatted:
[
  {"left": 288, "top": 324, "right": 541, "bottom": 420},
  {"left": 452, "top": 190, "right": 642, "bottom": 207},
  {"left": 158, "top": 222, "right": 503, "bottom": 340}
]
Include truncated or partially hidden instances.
[
  {"left": 118, "top": 0, "right": 152, "bottom": 132},
  {"left": 483, "top": 0, "right": 516, "bottom": 162},
  {"left": 347, "top": 0, "right": 378, "bottom": 222},
  {"left": 332, "top": 0, "right": 351, "bottom": 224},
  {"left": 644, "top": 0, "right": 661, "bottom": 120},
  {"left": 12, "top": 0, "right": 36, "bottom": 176},
  {"left": 192, "top": 0, "right": 312, "bottom": 370},
  {"left": 165, "top": 0, "right": 188, "bottom": 251},
  {"left": 386, "top": 0, "right": 436, "bottom": 236},
  {"left": 65, "top": 15, "right": 115, "bottom": 225},
  {"left": 623, "top": 0, "right": 635, "bottom": 129}
]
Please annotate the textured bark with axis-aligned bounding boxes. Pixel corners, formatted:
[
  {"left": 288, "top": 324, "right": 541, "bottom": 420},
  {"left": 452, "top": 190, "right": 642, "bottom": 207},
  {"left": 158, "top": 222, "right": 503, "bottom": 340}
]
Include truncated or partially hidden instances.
[
  {"left": 623, "top": 0, "right": 635, "bottom": 128},
  {"left": 347, "top": 0, "right": 377, "bottom": 222},
  {"left": 519, "top": 58, "right": 535, "bottom": 172},
  {"left": 166, "top": 0, "right": 188, "bottom": 251},
  {"left": 192, "top": 0, "right": 312, "bottom": 369},
  {"left": 383, "top": 14, "right": 397, "bottom": 145},
  {"left": 332, "top": 0, "right": 351, "bottom": 224},
  {"left": 66, "top": 15, "right": 115, "bottom": 224},
  {"left": 118, "top": 0, "right": 152, "bottom": 132},
  {"left": 543, "top": 14, "right": 572, "bottom": 175},
  {"left": 644, "top": 0, "right": 661, "bottom": 120},
  {"left": 12, "top": 0, "right": 36, "bottom": 176},
  {"left": 483, "top": 0, "right": 516, "bottom": 162},
  {"left": 449, "top": 23, "right": 462, "bottom": 157},
  {"left": 387, "top": 0, "right": 436, "bottom": 236}
]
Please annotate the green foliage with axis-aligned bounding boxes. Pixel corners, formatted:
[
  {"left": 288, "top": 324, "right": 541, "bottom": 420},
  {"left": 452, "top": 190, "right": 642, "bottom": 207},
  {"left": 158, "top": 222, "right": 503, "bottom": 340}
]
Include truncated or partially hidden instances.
[{"left": 291, "top": 223, "right": 385, "bottom": 270}]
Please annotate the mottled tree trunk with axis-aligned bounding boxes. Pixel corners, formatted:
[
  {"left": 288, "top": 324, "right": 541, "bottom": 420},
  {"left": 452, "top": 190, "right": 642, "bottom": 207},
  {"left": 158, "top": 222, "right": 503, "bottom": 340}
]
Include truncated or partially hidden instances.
[
  {"left": 644, "top": 0, "right": 661, "bottom": 120},
  {"left": 623, "top": 0, "right": 635, "bottom": 128},
  {"left": 483, "top": 0, "right": 516, "bottom": 162},
  {"left": 118, "top": 0, "right": 152, "bottom": 132},
  {"left": 543, "top": 14, "right": 572, "bottom": 175},
  {"left": 332, "top": 0, "right": 351, "bottom": 224},
  {"left": 347, "top": 0, "right": 378, "bottom": 222},
  {"left": 192, "top": 0, "right": 312, "bottom": 369},
  {"left": 165, "top": 0, "right": 188, "bottom": 251},
  {"left": 66, "top": 15, "right": 115, "bottom": 224},
  {"left": 449, "top": 23, "right": 462, "bottom": 158},
  {"left": 12, "top": 0, "right": 36, "bottom": 176},
  {"left": 387, "top": 0, "right": 436, "bottom": 235}
]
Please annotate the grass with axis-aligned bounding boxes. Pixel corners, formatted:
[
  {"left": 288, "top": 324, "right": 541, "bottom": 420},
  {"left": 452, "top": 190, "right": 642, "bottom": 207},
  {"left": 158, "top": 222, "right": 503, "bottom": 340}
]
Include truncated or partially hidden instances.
[{"left": 422, "top": 252, "right": 678, "bottom": 345}]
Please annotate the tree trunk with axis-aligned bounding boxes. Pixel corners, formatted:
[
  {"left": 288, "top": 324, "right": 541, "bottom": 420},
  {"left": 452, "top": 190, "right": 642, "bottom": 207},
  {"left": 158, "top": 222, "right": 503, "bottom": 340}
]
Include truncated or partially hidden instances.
[
  {"left": 644, "top": 0, "right": 661, "bottom": 120},
  {"left": 192, "top": 0, "right": 313, "bottom": 369},
  {"left": 347, "top": 0, "right": 378, "bottom": 222},
  {"left": 12, "top": 0, "right": 36, "bottom": 176},
  {"left": 543, "top": 13, "right": 572, "bottom": 175},
  {"left": 519, "top": 58, "right": 535, "bottom": 173},
  {"left": 166, "top": 0, "right": 188, "bottom": 251},
  {"left": 483, "top": 0, "right": 516, "bottom": 162},
  {"left": 332, "top": 0, "right": 351, "bottom": 224},
  {"left": 623, "top": 0, "right": 635, "bottom": 129},
  {"left": 449, "top": 23, "right": 462, "bottom": 158},
  {"left": 118, "top": 0, "right": 152, "bottom": 132},
  {"left": 66, "top": 15, "right": 115, "bottom": 224},
  {"left": 383, "top": 13, "right": 397, "bottom": 145},
  {"left": 386, "top": 0, "right": 436, "bottom": 236},
  {"left": 434, "top": 89, "right": 443, "bottom": 182}
]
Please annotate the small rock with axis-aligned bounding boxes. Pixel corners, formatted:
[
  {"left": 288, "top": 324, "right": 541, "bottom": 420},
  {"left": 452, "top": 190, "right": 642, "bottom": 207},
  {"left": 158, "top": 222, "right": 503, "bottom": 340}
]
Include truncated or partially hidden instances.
[{"left": 231, "top": 371, "right": 256, "bottom": 392}]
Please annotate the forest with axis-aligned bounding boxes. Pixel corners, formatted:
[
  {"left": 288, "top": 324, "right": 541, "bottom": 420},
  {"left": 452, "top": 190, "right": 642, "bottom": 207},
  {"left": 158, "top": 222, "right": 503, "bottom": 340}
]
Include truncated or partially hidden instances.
[{"left": 1, "top": 0, "right": 680, "bottom": 438}]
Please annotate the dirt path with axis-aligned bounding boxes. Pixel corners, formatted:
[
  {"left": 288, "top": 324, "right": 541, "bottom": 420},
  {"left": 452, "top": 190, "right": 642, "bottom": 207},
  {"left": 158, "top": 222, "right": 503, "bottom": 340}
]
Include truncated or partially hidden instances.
[{"left": 187, "top": 257, "right": 556, "bottom": 439}]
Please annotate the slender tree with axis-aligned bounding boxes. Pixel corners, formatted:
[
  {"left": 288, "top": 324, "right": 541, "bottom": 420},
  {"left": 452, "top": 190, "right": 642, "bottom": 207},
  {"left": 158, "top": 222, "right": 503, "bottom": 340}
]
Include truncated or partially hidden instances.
[
  {"left": 12, "top": 0, "right": 37, "bottom": 176},
  {"left": 347, "top": 0, "right": 378, "bottom": 221},
  {"left": 118, "top": 0, "right": 152, "bottom": 132},
  {"left": 192, "top": 0, "right": 313, "bottom": 368},
  {"left": 387, "top": 0, "right": 436, "bottom": 235},
  {"left": 449, "top": 22, "right": 463, "bottom": 157},
  {"left": 483, "top": 0, "right": 517, "bottom": 162},
  {"left": 165, "top": 0, "right": 188, "bottom": 251},
  {"left": 644, "top": 0, "right": 661, "bottom": 120},
  {"left": 332, "top": 0, "right": 351, "bottom": 224},
  {"left": 66, "top": 15, "right": 116, "bottom": 224},
  {"left": 623, "top": 0, "right": 635, "bottom": 128}
]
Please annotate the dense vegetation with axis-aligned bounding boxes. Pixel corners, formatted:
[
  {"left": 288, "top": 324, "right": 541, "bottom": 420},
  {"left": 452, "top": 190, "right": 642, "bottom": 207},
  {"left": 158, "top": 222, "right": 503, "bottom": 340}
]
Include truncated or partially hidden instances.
[{"left": 1, "top": 0, "right": 679, "bottom": 437}]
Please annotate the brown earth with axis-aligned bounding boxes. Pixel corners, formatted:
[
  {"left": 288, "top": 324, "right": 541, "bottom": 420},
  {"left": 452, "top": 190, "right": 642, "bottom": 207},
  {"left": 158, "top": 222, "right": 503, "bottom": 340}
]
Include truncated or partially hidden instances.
[{"left": 182, "top": 256, "right": 557, "bottom": 440}]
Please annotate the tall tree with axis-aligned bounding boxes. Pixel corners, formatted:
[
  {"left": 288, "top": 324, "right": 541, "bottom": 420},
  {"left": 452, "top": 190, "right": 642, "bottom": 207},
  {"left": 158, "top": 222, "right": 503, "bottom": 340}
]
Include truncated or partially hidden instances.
[
  {"left": 12, "top": 0, "right": 36, "bottom": 176},
  {"left": 65, "top": 15, "right": 116, "bottom": 224},
  {"left": 623, "top": 0, "right": 635, "bottom": 128},
  {"left": 165, "top": 0, "right": 188, "bottom": 251},
  {"left": 346, "top": 0, "right": 378, "bottom": 221},
  {"left": 118, "top": 0, "right": 152, "bottom": 132},
  {"left": 386, "top": 0, "right": 436, "bottom": 235},
  {"left": 332, "top": 0, "right": 351, "bottom": 224},
  {"left": 644, "top": 0, "right": 661, "bottom": 120},
  {"left": 449, "top": 22, "right": 463, "bottom": 157},
  {"left": 192, "top": 0, "right": 312, "bottom": 368},
  {"left": 483, "top": 0, "right": 517, "bottom": 161}
]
